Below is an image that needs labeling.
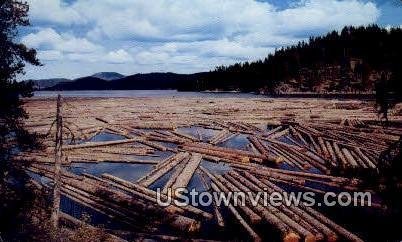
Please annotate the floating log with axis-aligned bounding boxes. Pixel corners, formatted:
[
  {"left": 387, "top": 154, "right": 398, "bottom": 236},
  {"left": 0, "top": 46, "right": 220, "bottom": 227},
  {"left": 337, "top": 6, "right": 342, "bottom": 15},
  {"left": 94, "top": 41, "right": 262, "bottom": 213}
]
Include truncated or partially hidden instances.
[
  {"left": 254, "top": 174, "right": 357, "bottom": 241},
  {"left": 350, "top": 150, "right": 368, "bottom": 168},
  {"left": 181, "top": 144, "right": 254, "bottom": 163},
  {"left": 267, "top": 128, "right": 290, "bottom": 140},
  {"left": 247, "top": 174, "right": 337, "bottom": 241},
  {"left": 209, "top": 129, "right": 230, "bottom": 145},
  {"left": 303, "top": 207, "right": 364, "bottom": 242},
  {"left": 171, "top": 153, "right": 202, "bottom": 192},
  {"left": 225, "top": 172, "right": 316, "bottom": 242},
  {"left": 101, "top": 173, "right": 213, "bottom": 220},
  {"left": 200, "top": 166, "right": 300, "bottom": 242},
  {"left": 342, "top": 148, "right": 359, "bottom": 168},
  {"left": 95, "top": 117, "right": 110, "bottom": 124},
  {"left": 216, "top": 175, "right": 264, "bottom": 225},
  {"left": 62, "top": 184, "right": 141, "bottom": 225},
  {"left": 62, "top": 187, "right": 136, "bottom": 227},
  {"left": 60, "top": 212, "right": 128, "bottom": 242},
  {"left": 240, "top": 165, "right": 357, "bottom": 184},
  {"left": 200, "top": 167, "right": 262, "bottom": 225},
  {"left": 187, "top": 143, "right": 267, "bottom": 160},
  {"left": 325, "top": 141, "right": 339, "bottom": 167},
  {"left": 265, "top": 143, "right": 305, "bottom": 169},
  {"left": 264, "top": 125, "right": 283, "bottom": 137},
  {"left": 247, "top": 136, "right": 271, "bottom": 160},
  {"left": 198, "top": 170, "right": 225, "bottom": 228},
  {"left": 171, "top": 130, "right": 199, "bottom": 142},
  {"left": 63, "top": 138, "right": 140, "bottom": 150},
  {"left": 130, "top": 123, "right": 176, "bottom": 130},
  {"left": 354, "top": 147, "right": 376, "bottom": 169},
  {"left": 210, "top": 183, "right": 262, "bottom": 242},
  {"left": 162, "top": 156, "right": 190, "bottom": 194},
  {"left": 137, "top": 139, "right": 170, "bottom": 151},
  {"left": 332, "top": 142, "right": 348, "bottom": 168},
  {"left": 137, "top": 152, "right": 189, "bottom": 187},
  {"left": 317, "top": 137, "right": 330, "bottom": 159},
  {"left": 294, "top": 126, "right": 321, "bottom": 153},
  {"left": 219, "top": 132, "right": 237, "bottom": 144},
  {"left": 289, "top": 126, "right": 309, "bottom": 146},
  {"left": 38, "top": 168, "right": 203, "bottom": 233}
]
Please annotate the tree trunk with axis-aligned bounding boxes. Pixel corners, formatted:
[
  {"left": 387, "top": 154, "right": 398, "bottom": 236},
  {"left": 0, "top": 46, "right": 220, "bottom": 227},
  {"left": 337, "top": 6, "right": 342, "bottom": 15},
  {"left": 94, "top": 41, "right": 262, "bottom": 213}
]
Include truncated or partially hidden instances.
[{"left": 51, "top": 94, "right": 63, "bottom": 230}]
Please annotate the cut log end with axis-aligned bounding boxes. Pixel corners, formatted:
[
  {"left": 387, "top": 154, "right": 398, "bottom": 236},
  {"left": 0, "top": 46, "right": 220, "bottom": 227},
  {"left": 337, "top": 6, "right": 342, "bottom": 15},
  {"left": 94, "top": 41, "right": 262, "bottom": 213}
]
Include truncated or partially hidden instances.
[
  {"left": 188, "top": 220, "right": 201, "bottom": 233},
  {"left": 170, "top": 216, "right": 201, "bottom": 233},
  {"left": 275, "top": 156, "right": 285, "bottom": 164},
  {"left": 241, "top": 156, "right": 250, "bottom": 163},
  {"left": 327, "top": 233, "right": 338, "bottom": 242},
  {"left": 314, "top": 233, "right": 325, "bottom": 242},
  {"left": 284, "top": 232, "right": 301, "bottom": 242},
  {"left": 304, "top": 234, "right": 317, "bottom": 242}
]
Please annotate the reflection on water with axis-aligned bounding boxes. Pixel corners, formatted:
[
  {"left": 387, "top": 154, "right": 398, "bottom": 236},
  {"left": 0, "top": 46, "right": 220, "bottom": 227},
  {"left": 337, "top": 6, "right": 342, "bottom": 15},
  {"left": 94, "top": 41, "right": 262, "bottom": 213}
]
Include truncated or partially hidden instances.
[
  {"left": 148, "top": 169, "right": 175, "bottom": 191},
  {"left": 218, "top": 133, "right": 251, "bottom": 151},
  {"left": 201, "top": 160, "right": 231, "bottom": 175},
  {"left": 130, "top": 150, "right": 174, "bottom": 161},
  {"left": 68, "top": 162, "right": 154, "bottom": 182},
  {"left": 88, "top": 132, "right": 126, "bottom": 142},
  {"left": 177, "top": 126, "right": 218, "bottom": 142},
  {"left": 60, "top": 195, "right": 124, "bottom": 229},
  {"left": 278, "top": 162, "right": 301, "bottom": 172}
]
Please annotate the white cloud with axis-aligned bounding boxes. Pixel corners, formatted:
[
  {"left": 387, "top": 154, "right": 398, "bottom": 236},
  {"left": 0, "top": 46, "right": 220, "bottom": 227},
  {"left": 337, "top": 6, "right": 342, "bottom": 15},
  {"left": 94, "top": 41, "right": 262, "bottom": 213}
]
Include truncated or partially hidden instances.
[
  {"left": 37, "top": 50, "right": 63, "bottom": 61},
  {"left": 23, "top": 0, "right": 382, "bottom": 79},
  {"left": 27, "top": 0, "right": 85, "bottom": 25},
  {"left": 22, "top": 28, "right": 101, "bottom": 53},
  {"left": 106, "top": 49, "right": 133, "bottom": 64},
  {"left": 276, "top": 0, "right": 380, "bottom": 32},
  {"left": 28, "top": 0, "right": 379, "bottom": 43}
]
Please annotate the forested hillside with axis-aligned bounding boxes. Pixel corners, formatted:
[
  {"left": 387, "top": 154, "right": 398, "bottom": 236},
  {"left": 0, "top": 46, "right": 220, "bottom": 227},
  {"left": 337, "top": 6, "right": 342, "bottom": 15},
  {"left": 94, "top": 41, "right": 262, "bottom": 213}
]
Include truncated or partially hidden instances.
[{"left": 203, "top": 25, "right": 402, "bottom": 95}]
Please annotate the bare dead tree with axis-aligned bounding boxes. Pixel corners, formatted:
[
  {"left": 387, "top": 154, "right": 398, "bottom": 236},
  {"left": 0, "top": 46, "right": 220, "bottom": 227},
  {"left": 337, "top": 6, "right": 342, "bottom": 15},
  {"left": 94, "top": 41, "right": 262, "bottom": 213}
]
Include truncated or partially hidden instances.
[{"left": 51, "top": 95, "right": 63, "bottom": 230}]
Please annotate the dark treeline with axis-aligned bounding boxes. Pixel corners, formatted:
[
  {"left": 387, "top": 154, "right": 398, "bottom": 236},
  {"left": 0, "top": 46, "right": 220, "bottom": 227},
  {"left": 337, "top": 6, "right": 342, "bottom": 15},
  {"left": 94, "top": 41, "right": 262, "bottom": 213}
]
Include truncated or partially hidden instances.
[{"left": 202, "top": 25, "right": 402, "bottom": 96}]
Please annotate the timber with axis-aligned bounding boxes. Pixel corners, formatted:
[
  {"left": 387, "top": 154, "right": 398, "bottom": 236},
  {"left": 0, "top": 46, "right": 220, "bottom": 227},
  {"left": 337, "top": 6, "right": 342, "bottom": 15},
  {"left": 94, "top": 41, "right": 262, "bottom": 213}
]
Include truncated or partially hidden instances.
[
  {"left": 137, "top": 152, "right": 189, "bottom": 187},
  {"left": 171, "top": 153, "right": 202, "bottom": 192},
  {"left": 21, "top": 96, "right": 402, "bottom": 241}
]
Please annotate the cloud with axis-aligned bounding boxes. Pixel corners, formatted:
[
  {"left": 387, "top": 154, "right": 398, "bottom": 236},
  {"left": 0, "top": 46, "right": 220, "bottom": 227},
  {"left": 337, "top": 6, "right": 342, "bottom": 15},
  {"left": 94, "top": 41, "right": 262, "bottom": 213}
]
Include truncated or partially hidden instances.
[
  {"left": 37, "top": 50, "right": 63, "bottom": 61},
  {"left": 22, "top": 28, "right": 101, "bottom": 53},
  {"left": 27, "top": 0, "right": 379, "bottom": 43},
  {"left": 276, "top": 0, "right": 380, "bottom": 33},
  {"left": 80, "top": 0, "right": 378, "bottom": 43},
  {"left": 27, "top": 0, "right": 85, "bottom": 25},
  {"left": 106, "top": 49, "right": 133, "bottom": 64},
  {"left": 23, "top": 0, "right": 384, "bottom": 79}
]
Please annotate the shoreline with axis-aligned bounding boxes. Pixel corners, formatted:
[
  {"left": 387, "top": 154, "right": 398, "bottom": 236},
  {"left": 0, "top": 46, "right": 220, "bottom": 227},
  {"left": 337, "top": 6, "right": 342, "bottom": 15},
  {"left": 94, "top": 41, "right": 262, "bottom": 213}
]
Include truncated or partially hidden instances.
[{"left": 33, "top": 90, "right": 376, "bottom": 100}]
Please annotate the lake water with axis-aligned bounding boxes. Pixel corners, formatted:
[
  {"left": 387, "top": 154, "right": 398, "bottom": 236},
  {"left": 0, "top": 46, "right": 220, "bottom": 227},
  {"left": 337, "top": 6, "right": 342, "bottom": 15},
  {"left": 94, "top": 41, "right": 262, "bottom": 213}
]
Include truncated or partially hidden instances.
[{"left": 34, "top": 90, "right": 261, "bottom": 98}]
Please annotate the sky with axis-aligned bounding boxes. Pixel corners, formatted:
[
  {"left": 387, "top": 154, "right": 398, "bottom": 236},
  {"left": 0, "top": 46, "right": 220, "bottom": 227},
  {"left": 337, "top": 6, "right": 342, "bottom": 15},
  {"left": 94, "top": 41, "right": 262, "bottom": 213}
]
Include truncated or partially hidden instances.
[{"left": 21, "top": 0, "right": 402, "bottom": 80}]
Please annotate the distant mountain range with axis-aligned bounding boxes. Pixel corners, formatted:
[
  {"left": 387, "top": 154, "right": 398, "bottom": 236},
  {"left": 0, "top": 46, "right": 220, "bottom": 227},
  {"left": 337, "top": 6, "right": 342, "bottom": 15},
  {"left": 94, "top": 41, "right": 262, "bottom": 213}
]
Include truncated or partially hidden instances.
[
  {"left": 42, "top": 72, "right": 208, "bottom": 91},
  {"left": 91, "top": 72, "right": 125, "bottom": 81},
  {"left": 28, "top": 72, "right": 126, "bottom": 90},
  {"left": 29, "top": 78, "right": 72, "bottom": 90}
]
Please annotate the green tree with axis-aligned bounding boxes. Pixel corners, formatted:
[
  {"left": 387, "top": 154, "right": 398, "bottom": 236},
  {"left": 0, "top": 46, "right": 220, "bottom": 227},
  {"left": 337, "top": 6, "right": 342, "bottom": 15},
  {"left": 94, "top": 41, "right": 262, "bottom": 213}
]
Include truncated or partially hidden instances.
[
  {"left": 1, "top": 0, "right": 43, "bottom": 240},
  {"left": 0, "top": 0, "right": 41, "bottom": 177}
]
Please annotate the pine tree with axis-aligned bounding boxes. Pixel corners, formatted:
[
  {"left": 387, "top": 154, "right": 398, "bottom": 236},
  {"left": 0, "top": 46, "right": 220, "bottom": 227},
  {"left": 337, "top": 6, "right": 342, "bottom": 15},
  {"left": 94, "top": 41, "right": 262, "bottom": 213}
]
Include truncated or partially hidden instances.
[
  {"left": 1, "top": 1, "right": 42, "bottom": 239},
  {"left": 0, "top": 0, "right": 41, "bottom": 177}
]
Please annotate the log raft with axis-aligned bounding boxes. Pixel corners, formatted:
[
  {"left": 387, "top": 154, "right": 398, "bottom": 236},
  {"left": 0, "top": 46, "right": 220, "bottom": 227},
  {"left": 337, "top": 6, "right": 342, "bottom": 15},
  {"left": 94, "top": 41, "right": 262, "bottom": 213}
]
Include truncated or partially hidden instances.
[{"left": 22, "top": 96, "right": 402, "bottom": 241}]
